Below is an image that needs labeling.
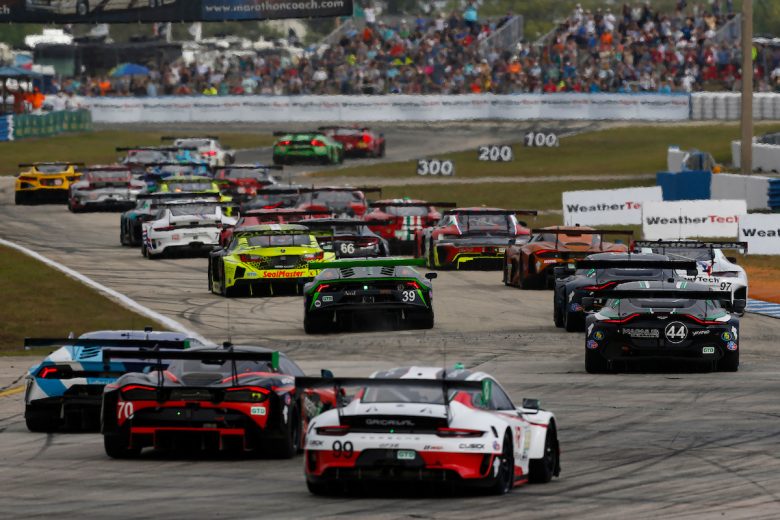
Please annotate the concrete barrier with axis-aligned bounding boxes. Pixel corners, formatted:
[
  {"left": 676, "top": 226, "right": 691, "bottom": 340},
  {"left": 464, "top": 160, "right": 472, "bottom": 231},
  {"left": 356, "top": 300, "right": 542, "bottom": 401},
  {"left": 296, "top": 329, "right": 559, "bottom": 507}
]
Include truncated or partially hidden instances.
[{"left": 710, "top": 173, "right": 771, "bottom": 211}]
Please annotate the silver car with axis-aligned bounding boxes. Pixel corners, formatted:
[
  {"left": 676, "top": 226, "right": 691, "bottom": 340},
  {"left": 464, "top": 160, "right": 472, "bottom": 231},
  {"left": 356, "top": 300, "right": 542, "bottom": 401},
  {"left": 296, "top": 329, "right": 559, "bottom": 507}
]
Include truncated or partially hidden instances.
[{"left": 68, "top": 166, "right": 145, "bottom": 212}]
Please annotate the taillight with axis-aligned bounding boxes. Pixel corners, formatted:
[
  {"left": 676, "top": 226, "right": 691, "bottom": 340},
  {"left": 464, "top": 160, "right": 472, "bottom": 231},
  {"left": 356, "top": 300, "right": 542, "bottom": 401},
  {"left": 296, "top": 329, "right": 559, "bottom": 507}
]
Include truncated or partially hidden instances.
[
  {"left": 604, "top": 313, "right": 640, "bottom": 324},
  {"left": 37, "top": 365, "right": 73, "bottom": 379},
  {"left": 684, "top": 314, "right": 723, "bottom": 325},
  {"left": 315, "top": 284, "right": 331, "bottom": 292},
  {"left": 315, "top": 425, "right": 350, "bottom": 436},
  {"left": 583, "top": 281, "right": 619, "bottom": 291},
  {"left": 19, "top": 176, "right": 36, "bottom": 182},
  {"left": 406, "top": 281, "right": 420, "bottom": 290},
  {"left": 153, "top": 225, "right": 175, "bottom": 232},
  {"left": 534, "top": 249, "right": 560, "bottom": 259},
  {"left": 436, "top": 428, "right": 485, "bottom": 438},
  {"left": 239, "top": 254, "right": 267, "bottom": 263},
  {"left": 223, "top": 386, "right": 270, "bottom": 402},
  {"left": 279, "top": 140, "right": 291, "bottom": 146},
  {"left": 120, "top": 384, "right": 158, "bottom": 400},
  {"left": 311, "top": 139, "right": 326, "bottom": 147},
  {"left": 362, "top": 134, "right": 372, "bottom": 143},
  {"left": 303, "top": 251, "right": 324, "bottom": 261},
  {"left": 202, "top": 151, "right": 217, "bottom": 157}
]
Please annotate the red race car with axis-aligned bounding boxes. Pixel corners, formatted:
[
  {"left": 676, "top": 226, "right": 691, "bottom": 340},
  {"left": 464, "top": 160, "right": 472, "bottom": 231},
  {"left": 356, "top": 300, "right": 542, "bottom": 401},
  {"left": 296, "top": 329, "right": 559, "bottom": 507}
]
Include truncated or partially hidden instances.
[
  {"left": 318, "top": 126, "right": 385, "bottom": 158},
  {"left": 416, "top": 208, "right": 538, "bottom": 270},
  {"left": 295, "top": 187, "right": 381, "bottom": 218},
  {"left": 365, "top": 199, "right": 457, "bottom": 255},
  {"left": 219, "top": 209, "right": 329, "bottom": 248},
  {"left": 215, "top": 164, "right": 283, "bottom": 203}
]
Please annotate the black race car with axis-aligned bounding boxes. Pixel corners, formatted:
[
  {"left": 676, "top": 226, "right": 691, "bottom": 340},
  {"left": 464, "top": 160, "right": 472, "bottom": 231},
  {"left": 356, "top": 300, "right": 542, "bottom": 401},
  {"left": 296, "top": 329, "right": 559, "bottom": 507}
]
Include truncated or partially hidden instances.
[
  {"left": 299, "top": 218, "right": 391, "bottom": 258},
  {"left": 303, "top": 258, "right": 437, "bottom": 334},
  {"left": 553, "top": 254, "right": 697, "bottom": 332},
  {"left": 583, "top": 281, "right": 745, "bottom": 373},
  {"left": 101, "top": 346, "right": 334, "bottom": 458}
]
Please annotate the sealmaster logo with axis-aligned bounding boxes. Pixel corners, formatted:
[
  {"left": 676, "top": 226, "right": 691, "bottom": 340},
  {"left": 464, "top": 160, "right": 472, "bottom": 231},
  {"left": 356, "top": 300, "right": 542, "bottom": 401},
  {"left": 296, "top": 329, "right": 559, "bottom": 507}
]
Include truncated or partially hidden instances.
[
  {"left": 566, "top": 202, "right": 642, "bottom": 213},
  {"left": 262, "top": 270, "right": 305, "bottom": 279},
  {"left": 365, "top": 419, "right": 414, "bottom": 427}
]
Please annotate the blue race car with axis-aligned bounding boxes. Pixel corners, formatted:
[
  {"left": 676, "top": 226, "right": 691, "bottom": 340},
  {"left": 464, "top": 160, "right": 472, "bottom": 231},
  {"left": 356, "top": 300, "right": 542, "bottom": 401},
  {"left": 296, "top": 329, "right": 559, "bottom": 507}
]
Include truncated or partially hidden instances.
[{"left": 23, "top": 329, "right": 202, "bottom": 432}]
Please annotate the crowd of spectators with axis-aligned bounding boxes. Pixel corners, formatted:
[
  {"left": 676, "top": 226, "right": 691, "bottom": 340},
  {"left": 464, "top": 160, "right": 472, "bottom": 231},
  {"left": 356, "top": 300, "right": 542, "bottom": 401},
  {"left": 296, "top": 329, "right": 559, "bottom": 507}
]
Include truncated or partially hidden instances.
[{"left": 48, "top": 1, "right": 780, "bottom": 97}]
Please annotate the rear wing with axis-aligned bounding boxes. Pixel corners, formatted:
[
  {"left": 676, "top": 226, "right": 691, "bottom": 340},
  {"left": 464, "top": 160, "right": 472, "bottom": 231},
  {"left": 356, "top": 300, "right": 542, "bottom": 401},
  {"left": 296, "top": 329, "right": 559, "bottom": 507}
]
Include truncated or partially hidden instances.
[
  {"left": 137, "top": 193, "right": 220, "bottom": 201},
  {"left": 593, "top": 289, "right": 733, "bottom": 301},
  {"left": 19, "top": 162, "right": 84, "bottom": 168},
  {"left": 633, "top": 240, "right": 748, "bottom": 253},
  {"left": 300, "top": 219, "right": 391, "bottom": 229},
  {"left": 299, "top": 187, "right": 382, "bottom": 195},
  {"left": 256, "top": 187, "right": 303, "bottom": 195},
  {"left": 309, "top": 258, "right": 427, "bottom": 269},
  {"left": 317, "top": 126, "right": 371, "bottom": 132},
  {"left": 103, "top": 348, "right": 277, "bottom": 366},
  {"left": 531, "top": 228, "right": 634, "bottom": 236},
  {"left": 116, "top": 146, "right": 196, "bottom": 152},
  {"left": 446, "top": 209, "right": 538, "bottom": 216},
  {"left": 161, "top": 136, "right": 219, "bottom": 141},
  {"left": 219, "top": 165, "right": 283, "bottom": 171},
  {"left": 574, "top": 259, "right": 699, "bottom": 272},
  {"left": 24, "top": 337, "right": 191, "bottom": 350},
  {"left": 370, "top": 201, "right": 457, "bottom": 208},
  {"left": 244, "top": 209, "right": 326, "bottom": 217}
]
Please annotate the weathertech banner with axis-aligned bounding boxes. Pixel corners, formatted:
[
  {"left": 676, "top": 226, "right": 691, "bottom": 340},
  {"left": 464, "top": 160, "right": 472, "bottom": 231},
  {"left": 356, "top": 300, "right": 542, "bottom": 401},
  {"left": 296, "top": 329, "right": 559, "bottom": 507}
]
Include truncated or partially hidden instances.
[
  {"left": 642, "top": 200, "right": 747, "bottom": 240},
  {"left": 0, "top": 0, "right": 351, "bottom": 23},
  {"left": 739, "top": 214, "right": 780, "bottom": 255},
  {"left": 563, "top": 187, "right": 663, "bottom": 226}
]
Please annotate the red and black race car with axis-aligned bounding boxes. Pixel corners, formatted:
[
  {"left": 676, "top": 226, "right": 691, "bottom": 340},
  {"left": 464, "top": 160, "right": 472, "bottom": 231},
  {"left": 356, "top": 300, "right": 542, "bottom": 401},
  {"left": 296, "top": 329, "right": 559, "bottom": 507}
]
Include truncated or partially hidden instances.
[
  {"left": 215, "top": 164, "right": 283, "bottom": 203},
  {"left": 295, "top": 187, "right": 382, "bottom": 219},
  {"left": 240, "top": 185, "right": 306, "bottom": 213},
  {"left": 219, "top": 209, "right": 329, "bottom": 248},
  {"left": 318, "top": 126, "right": 386, "bottom": 158},
  {"left": 365, "top": 199, "right": 457, "bottom": 255},
  {"left": 100, "top": 345, "right": 335, "bottom": 459},
  {"left": 417, "top": 208, "right": 538, "bottom": 270}
]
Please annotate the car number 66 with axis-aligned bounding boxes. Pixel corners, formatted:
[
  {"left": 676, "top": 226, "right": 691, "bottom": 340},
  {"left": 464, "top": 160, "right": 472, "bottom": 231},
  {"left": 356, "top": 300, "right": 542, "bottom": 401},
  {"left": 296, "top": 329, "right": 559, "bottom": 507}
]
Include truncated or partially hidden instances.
[
  {"left": 402, "top": 290, "right": 417, "bottom": 302},
  {"left": 340, "top": 243, "right": 355, "bottom": 255}
]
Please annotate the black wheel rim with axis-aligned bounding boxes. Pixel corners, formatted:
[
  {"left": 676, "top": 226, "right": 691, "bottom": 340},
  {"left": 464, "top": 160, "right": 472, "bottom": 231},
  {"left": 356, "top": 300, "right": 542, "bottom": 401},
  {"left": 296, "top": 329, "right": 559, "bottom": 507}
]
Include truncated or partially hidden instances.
[{"left": 499, "top": 437, "right": 513, "bottom": 492}]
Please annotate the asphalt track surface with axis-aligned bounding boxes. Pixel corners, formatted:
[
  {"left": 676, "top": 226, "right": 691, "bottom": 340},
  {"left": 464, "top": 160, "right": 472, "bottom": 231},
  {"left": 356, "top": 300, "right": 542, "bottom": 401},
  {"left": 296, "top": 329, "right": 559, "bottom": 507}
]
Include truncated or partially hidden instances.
[{"left": 1, "top": 125, "right": 780, "bottom": 519}]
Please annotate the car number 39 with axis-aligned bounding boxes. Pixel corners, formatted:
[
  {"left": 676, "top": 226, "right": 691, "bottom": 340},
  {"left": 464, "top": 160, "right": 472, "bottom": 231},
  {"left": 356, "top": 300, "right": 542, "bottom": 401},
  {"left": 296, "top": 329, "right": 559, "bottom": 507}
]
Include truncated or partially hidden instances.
[{"left": 402, "top": 290, "right": 417, "bottom": 302}]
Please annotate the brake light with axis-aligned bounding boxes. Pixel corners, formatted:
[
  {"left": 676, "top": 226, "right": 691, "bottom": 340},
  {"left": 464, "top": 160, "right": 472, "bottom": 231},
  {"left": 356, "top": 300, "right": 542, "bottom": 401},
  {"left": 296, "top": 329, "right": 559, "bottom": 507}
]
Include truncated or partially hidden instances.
[
  {"left": 583, "top": 281, "right": 619, "bottom": 291},
  {"left": 38, "top": 366, "right": 60, "bottom": 379},
  {"left": 202, "top": 151, "right": 217, "bottom": 157},
  {"left": 303, "top": 251, "right": 324, "bottom": 262},
  {"left": 684, "top": 314, "right": 723, "bottom": 325},
  {"left": 436, "top": 428, "right": 485, "bottom": 438},
  {"left": 604, "top": 313, "right": 640, "bottom": 324},
  {"left": 278, "top": 140, "right": 291, "bottom": 146},
  {"left": 534, "top": 249, "right": 560, "bottom": 258},
  {"left": 223, "top": 386, "right": 270, "bottom": 402},
  {"left": 120, "top": 384, "right": 158, "bottom": 400},
  {"left": 315, "top": 284, "right": 331, "bottom": 292},
  {"left": 19, "top": 176, "right": 36, "bottom": 182},
  {"left": 362, "top": 134, "right": 372, "bottom": 143},
  {"left": 311, "top": 139, "right": 326, "bottom": 147},
  {"left": 153, "top": 225, "right": 175, "bottom": 232},
  {"left": 406, "top": 281, "right": 420, "bottom": 290},
  {"left": 316, "top": 425, "right": 350, "bottom": 436},
  {"left": 239, "top": 254, "right": 266, "bottom": 263}
]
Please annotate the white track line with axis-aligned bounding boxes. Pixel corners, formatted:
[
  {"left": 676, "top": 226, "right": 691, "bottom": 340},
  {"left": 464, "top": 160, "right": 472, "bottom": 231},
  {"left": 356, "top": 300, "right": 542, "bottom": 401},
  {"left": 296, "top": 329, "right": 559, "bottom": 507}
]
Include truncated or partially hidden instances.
[{"left": 0, "top": 238, "right": 211, "bottom": 344}]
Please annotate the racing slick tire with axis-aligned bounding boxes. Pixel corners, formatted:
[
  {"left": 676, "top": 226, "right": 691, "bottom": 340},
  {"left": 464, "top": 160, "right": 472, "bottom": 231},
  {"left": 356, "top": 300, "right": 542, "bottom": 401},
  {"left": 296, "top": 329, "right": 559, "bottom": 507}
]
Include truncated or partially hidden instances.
[
  {"left": 266, "top": 406, "right": 301, "bottom": 459},
  {"left": 553, "top": 297, "right": 564, "bottom": 328},
  {"left": 272, "top": 155, "right": 284, "bottom": 166},
  {"left": 585, "top": 348, "right": 610, "bottom": 374},
  {"left": 717, "top": 349, "right": 739, "bottom": 372},
  {"left": 529, "top": 423, "right": 560, "bottom": 484},
  {"left": 14, "top": 192, "right": 30, "bottom": 205},
  {"left": 408, "top": 310, "right": 434, "bottom": 329},
  {"left": 306, "top": 479, "right": 338, "bottom": 496},
  {"left": 487, "top": 432, "right": 514, "bottom": 495},
  {"left": 120, "top": 225, "right": 130, "bottom": 247},
  {"left": 24, "top": 404, "right": 60, "bottom": 433},
  {"left": 104, "top": 432, "right": 141, "bottom": 459},
  {"left": 304, "top": 312, "right": 332, "bottom": 334},
  {"left": 378, "top": 143, "right": 386, "bottom": 158},
  {"left": 564, "top": 309, "right": 584, "bottom": 332}
]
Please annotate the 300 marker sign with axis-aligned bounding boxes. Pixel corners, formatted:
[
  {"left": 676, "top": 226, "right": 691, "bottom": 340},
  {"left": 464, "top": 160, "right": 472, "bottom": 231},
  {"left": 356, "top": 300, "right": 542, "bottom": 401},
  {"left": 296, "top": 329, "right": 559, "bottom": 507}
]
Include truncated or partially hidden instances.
[{"left": 417, "top": 159, "right": 454, "bottom": 176}]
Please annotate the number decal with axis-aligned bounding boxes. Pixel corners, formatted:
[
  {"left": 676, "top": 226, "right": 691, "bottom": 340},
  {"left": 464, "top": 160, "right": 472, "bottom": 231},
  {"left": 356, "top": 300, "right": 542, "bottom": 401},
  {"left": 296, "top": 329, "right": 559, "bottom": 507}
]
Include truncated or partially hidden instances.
[
  {"left": 340, "top": 243, "right": 356, "bottom": 255},
  {"left": 343, "top": 441, "right": 354, "bottom": 458},
  {"left": 117, "top": 401, "right": 134, "bottom": 421},
  {"left": 402, "top": 290, "right": 417, "bottom": 302},
  {"left": 332, "top": 440, "right": 342, "bottom": 458},
  {"left": 720, "top": 281, "right": 732, "bottom": 291},
  {"left": 664, "top": 322, "right": 688, "bottom": 344},
  {"left": 478, "top": 145, "right": 513, "bottom": 162},
  {"left": 429, "top": 160, "right": 441, "bottom": 176}
]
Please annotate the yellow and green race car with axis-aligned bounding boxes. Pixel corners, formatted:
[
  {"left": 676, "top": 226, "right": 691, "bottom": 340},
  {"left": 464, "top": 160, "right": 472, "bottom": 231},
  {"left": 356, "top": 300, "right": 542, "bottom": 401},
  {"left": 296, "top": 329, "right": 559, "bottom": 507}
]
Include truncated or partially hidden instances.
[
  {"left": 208, "top": 224, "right": 336, "bottom": 297},
  {"left": 15, "top": 162, "right": 83, "bottom": 205},
  {"left": 155, "top": 175, "right": 234, "bottom": 213},
  {"left": 272, "top": 131, "right": 344, "bottom": 165}
]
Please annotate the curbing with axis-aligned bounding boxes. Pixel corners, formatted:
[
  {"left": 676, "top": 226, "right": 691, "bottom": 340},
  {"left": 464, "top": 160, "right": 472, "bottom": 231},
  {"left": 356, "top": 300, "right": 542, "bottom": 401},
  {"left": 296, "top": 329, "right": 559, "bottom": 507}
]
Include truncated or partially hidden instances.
[{"left": 0, "top": 238, "right": 211, "bottom": 345}]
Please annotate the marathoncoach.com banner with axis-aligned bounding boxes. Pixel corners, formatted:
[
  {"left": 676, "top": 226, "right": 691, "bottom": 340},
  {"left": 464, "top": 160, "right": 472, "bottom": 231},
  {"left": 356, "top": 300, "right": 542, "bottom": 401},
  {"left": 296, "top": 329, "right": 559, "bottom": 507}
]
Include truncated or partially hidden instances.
[{"left": 0, "top": 0, "right": 352, "bottom": 23}]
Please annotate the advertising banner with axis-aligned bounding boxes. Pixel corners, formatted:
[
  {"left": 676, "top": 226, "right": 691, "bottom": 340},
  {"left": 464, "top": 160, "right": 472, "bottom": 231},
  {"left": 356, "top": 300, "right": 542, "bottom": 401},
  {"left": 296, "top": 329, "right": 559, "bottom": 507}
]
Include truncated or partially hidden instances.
[
  {"left": 83, "top": 94, "right": 690, "bottom": 124},
  {"left": 563, "top": 187, "right": 663, "bottom": 226},
  {"left": 739, "top": 214, "right": 780, "bottom": 255},
  {"left": 12, "top": 110, "right": 91, "bottom": 140},
  {"left": 642, "top": 200, "right": 747, "bottom": 240},
  {"left": 0, "top": 0, "right": 352, "bottom": 23}
]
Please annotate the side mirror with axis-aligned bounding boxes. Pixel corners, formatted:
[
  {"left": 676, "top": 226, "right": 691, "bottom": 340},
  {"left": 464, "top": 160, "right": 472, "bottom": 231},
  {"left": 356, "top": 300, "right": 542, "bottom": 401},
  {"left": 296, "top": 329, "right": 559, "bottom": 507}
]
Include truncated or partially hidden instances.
[
  {"left": 581, "top": 296, "right": 595, "bottom": 312},
  {"left": 425, "top": 272, "right": 438, "bottom": 281},
  {"left": 727, "top": 256, "right": 738, "bottom": 264},
  {"left": 521, "top": 398, "right": 540, "bottom": 411},
  {"left": 320, "top": 369, "right": 334, "bottom": 379}
]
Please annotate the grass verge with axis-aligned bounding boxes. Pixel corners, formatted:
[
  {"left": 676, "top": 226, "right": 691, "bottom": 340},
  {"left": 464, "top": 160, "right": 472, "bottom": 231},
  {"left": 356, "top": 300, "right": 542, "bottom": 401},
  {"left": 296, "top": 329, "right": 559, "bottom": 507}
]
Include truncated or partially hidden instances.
[
  {"left": 0, "top": 130, "right": 274, "bottom": 176},
  {"left": 0, "top": 245, "right": 164, "bottom": 354},
  {"left": 313, "top": 122, "right": 780, "bottom": 180}
]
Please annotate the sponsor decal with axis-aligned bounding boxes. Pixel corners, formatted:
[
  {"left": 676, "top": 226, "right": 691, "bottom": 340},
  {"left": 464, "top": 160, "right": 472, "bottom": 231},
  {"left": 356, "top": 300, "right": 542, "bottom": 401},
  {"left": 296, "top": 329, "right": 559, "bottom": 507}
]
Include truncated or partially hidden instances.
[
  {"left": 322, "top": 295, "right": 333, "bottom": 302},
  {"left": 423, "top": 445, "right": 444, "bottom": 451},
  {"left": 365, "top": 419, "right": 414, "bottom": 427},
  {"left": 593, "top": 331, "right": 605, "bottom": 341},
  {"left": 702, "top": 346, "right": 716, "bottom": 354},
  {"left": 396, "top": 450, "right": 416, "bottom": 460},
  {"left": 722, "top": 331, "right": 733, "bottom": 341},
  {"left": 308, "top": 440, "right": 323, "bottom": 447},
  {"left": 493, "top": 441, "right": 501, "bottom": 451},
  {"left": 379, "top": 443, "right": 400, "bottom": 449},
  {"left": 664, "top": 322, "right": 688, "bottom": 344},
  {"left": 250, "top": 406, "right": 267, "bottom": 416},
  {"left": 262, "top": 270, "right": 306, "bottom": 279},
  {"left": 692, "top": 330, "right": 711, "bottom": 336},
  {"left": 623, "top": 328, "right": 661, "bottom": 339},
  {"left": 726, "top": 341, "right": 738, "bottom": 351},
  {"left": 570, "top": 303, "right": 583, "bottom": 312},
  {"left": 731, "top": 326, "right": 739, "bottom": 341},
  {"left": 246, "top": 272, "right": 257, "bottom": 278},
  {"left": 314, "top": 300, "right": 322, "bottom": 308},
  {"left": 458, "top": 443, "right": 485, "bottom": 450},
  {"left": 586, "top": 340, "right": 600, "bottom": 350}
]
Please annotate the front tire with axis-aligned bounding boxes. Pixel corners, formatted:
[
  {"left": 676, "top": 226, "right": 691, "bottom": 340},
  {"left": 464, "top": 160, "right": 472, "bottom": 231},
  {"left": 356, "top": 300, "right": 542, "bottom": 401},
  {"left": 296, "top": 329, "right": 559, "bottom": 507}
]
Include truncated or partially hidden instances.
[{"left": 529, "top": 423, "right": 559, "bottom": 483}]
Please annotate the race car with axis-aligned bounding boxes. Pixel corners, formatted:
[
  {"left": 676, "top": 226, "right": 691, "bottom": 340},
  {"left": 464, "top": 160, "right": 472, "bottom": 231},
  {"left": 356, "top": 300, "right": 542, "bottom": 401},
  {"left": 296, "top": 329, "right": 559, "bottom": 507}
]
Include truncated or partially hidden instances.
[
  {"left": 117, "top": 146, "right": 177, "bottom": 175},
  {"left": 101, "top": 346, "right": 334, "bottom": 458},
  {"left": 303, "top": 258, "right": 435, "bottom": 333},
  {"left": 23, "top": 330, "right": 197, "bottom": 432},
  {"left": 296, "top": 187, "right": 381, "bottom": 218},
  {"left": 241, "top": 185, "right": 307, "bottom": 212},
  {"left": 418, "top": 208, "right": 538, "bottom": 270},
  {"left": 68, "top": 166, "right": 145, "bottom": 212},
  {"left": 365, "top": 199, "right": 457, "bottom": 255},
  {"left": 208, "top": 224, "right": 334, "bottom": 297},
  {"left": 272, "top": 130, "right": 344, "bottom": 165},
  {"left": 15, "top": 162, "right": 83, "bottom": 205},
  {"left": 219, "top": 209, "right": 329, "bottom": 248},
  {"left": 317, "top": 126, "right": 386, "bottom": 158},
  {"left": 121, "top": 194, "right": 220, "bottom": 247},
  {"left": 301, "top": 218, "right": 390, "bottom": 258},
  {"left": 142, "top": 200, "right": 236, "bottom": 258},
  {"left": 141, "top": 162, "right": 212, "bottom": 189},
  {"left": 583, "top": 281, "right": 745, "bottom": 373},
  {"left": 215, "top": 164, "right": 282, "bottom": 203},
  {"left": 633, "top": 240, "right": 749, "bottom": 301},
  {"left": 161, "top": 135, "right": 236, "bottom": 167},
  {"left": 553, "top": 254, "right": 698, "bottom": 332},
  {"left": 299, "top": 368, "right": 560, "bottom": 495},
  {"left": 504, "top": 227, "right": 632, "bottom": 289}
]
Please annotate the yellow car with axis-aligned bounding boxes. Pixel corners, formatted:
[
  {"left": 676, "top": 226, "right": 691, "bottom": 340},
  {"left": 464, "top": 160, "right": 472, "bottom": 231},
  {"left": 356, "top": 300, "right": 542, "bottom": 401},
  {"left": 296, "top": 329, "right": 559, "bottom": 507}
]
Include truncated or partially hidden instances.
[
  {"left": 15, "top": 163, "right": 83, "bottom": 205},
  {"left": 208, "top": 224, "right": 336, "bottom": 297}
]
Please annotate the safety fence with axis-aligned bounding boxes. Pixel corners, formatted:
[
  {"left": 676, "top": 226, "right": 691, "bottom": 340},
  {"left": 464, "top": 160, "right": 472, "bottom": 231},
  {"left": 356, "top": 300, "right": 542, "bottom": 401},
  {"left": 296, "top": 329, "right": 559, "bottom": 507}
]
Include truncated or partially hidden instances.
[{"left": 1, "top": 109, "right": 92, "bottom": 141}]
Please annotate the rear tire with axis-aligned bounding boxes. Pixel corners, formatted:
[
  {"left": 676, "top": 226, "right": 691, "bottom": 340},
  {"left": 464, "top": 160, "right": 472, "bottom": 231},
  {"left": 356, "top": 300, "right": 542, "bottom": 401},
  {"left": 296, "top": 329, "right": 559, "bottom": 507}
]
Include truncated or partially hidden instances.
[
  {"left": 25, "top": 404, "right": 60, "bottom": 433},
  {"left": 15, "top": 192, "right": 29, "bottom": 205},
  {"left": 529, "top": 423, "right": 559, "bottom": 483},
  {"left": 304, "top": 312, "right": 331, "bottom": 334},
  {"left": 585, "top": 348, "right": 610, "bottom": 373},
  {"left": 717, "top": 349, "right": 739, "bottom": 372},
  {"left": 266, "top": 405, "right": 300, "bottom": 459},
  {"left": 408, "top": 310, "right": 434, "bottom": 329},
  {"left": 553, "top": 295, "right": 564, "bottom": 328},
  {"left": 104, "top": 432, "right": 141, "bottom": 459},
  {"left": 487, "top": 432, "right": 514, "bottom": 495},
  {"left": 564, "top": 309, "right": 584, "bottom": 332},
  {"left": 307, "top": 479, "right": 337, "bottom": 496}
]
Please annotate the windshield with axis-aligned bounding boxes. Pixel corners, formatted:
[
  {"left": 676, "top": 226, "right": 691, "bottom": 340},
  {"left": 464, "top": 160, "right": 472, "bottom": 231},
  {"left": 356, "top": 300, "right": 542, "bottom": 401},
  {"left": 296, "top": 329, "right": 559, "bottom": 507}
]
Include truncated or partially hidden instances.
[
  {"left": 176, "top": 139, "right": 213, "bottom": 149},
  {"left": 656, "top": 248, "right": 713, "bottom": 262},
  {"left": 383, "top": 206, "right": 428, "bottom": 217},
  {"left": 34, "top": 164, "right": 69, "bottom": 173},
  {"left": 606, "top": 296, "right": 723, "bottom": 315},
  {"left": 165, "top": 182, "right": 214, "bottom": 192},
  {"left": 168, "top": 204, "right": 219, "bottom": 216},
  {"left": 127, "top": 150, "right": 170, "bottom": 163},
  {"left": 220, "top": 168, "right": 270, "bottom": 180},
  {"left": 85, "top": 170, "right": 129, "bottom": 181},
  {"left": 245, "top": 234, "right": 313, "bottom": 247}
]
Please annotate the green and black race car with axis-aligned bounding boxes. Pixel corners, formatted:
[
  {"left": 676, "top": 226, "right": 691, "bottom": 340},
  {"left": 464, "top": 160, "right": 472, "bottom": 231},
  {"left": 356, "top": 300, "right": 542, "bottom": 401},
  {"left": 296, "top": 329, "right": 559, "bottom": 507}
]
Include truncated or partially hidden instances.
[
  {"left": 302, "top": 258, "right": 437, "bottom": 334},
  {"left": 272, "top": 131, "right": 344, "bottom": 165}
]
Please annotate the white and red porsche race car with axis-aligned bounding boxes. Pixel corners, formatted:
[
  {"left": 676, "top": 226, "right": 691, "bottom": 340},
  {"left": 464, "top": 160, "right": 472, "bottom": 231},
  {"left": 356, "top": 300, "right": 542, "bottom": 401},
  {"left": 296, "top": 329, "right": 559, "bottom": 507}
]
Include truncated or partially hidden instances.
[
  {"left": 298, "top": 367, "right": 560, "bottom": 495},
  {"left": 142, "top": 200, "right": 236, "bottom": 258}
]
